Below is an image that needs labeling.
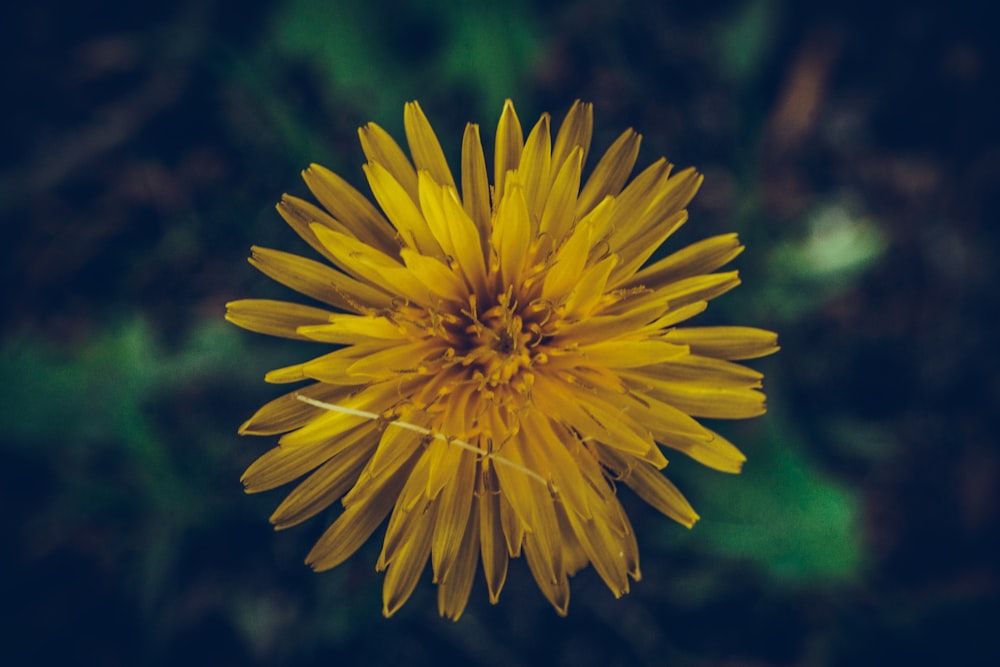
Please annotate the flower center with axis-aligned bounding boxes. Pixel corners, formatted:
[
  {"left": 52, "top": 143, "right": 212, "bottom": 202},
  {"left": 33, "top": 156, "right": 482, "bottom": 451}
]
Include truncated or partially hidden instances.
[{"left": 462, "top": 289, "right": 536, "bottom": 389}]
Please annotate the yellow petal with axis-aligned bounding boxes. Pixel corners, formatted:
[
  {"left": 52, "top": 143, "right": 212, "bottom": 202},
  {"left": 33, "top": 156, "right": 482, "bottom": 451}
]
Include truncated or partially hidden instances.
[
  {"left": 610, "top": 166, "right": 702, "bottom": 256},
  {"left": 430, "top": 447, "right": 476, "bottom": 582},
  {"left": 358, "top": 121, "right": 419, "bottom": 203},
  {"left": 264, "top": 362, "right": 307, "bottom": 384},
  {"left": 519, "top": 410, "right": 593, "bottom": 520},
  {"left": 357, "top": 419, "right": 429, "bottom": 493},
  {"left": 625, "top": 368, "right": 767, "bottom": 420},
  {"left": 225, "top": 299, "right": 334, "bottom": 341},
  {"left": 523, "top": 532, "right": 570, "bottom": 615},
  {"left": 460, "top": 123, "right": 492, "bottom": 252},
  {"left": 662, "top": 425, "right": 747, "bottom": 473},
  {"left": 309, "top": 222, "right": 398, "bottom": 276},
  {"left": 552, "top": 100, "right": 593, "bottom": 171},
  {"left": 554, "top": 507, "right": 590, "bottom": 576},
  {"left": 302, "top": 164, "right": 399, "bottom": 254},
  {"left": 520, "top": 112, "right": 552, "bottom": 217},
  {"left": 417, "top": 171, "right": 457, "bottom": 258},
  {"left": 492, "top": 439, "right": 536, "bottom": 531},
  {"left": 249, "top": 246, "right": 392, "bottom": 312},
  {"left": 309, "top": 225, "right": 440, "bottom": 306},
  {"left": 492, "top": 182, "right": 532, "bottom": 288},
  {"left": 438, "top": 180, "right": 490, "bottom": 296},
  {"left": 541, "top": 213, "right": 597, "bottom": 304},
  {"left": 238, "top": 383, "right": 356, "bottom": 436},
  {"left": 607, "top": 451, "right": 701, "bottom": 528},
  {"left": 343, "top": 339, "right": 440, "bottom": 378},
  {"left": 498, "top": 486, "right": 525, "bottom": 558},
  {"left": 478, "top": 468, "right": 509, "bottom": 603},
  {"left": 380, "top": 454, "right": 433, "bottom": 567},
  {"left": 306, "top": 447, "right": 416, "bottom": 571},
  {"left": 531, "top": 373, "right": 666, "bottom": 468},
  {"left": 275, "top": 403, "right": 369, "bottom": 449},
  {"left": 241, "top": 420, "right": 373, "bottom": 493},
  {"left": 605, "top": 158, "right": 672, "bottom": 243},
  {"left": 382, "top": 500, "right": 435, "bottom": 617},
  {"left": 437, "top": 505, "right": 479, "bottom": 620},
  {"left": 626, "top": 233, "right": 744, "bottom": 291},
  {"left": 268, "top": 430, "right": 379, "bottom": 528},
  {"left": 577, "top": 128, "right": 641, "bottom": 216},
  {"left": 562, "top": 252, "right": 617, "bottom": 317},
  {"left": 577, "top": 339, "right": 689, "bottom": 368},
  {"left": 550, "top": 297, "right": 669, "bottom": 347},
  {"left": 568, "top": 387, "right": 665, "bottom": 465},
  {"left": 563, "top": 500, "right": 630, "bottom": 596},
  {"left": 663, "top": 326, "right": 780, "bottom": 360},
  {"left": 275, "top": 194, "right": 356, "bottom": 266},
  {"left": 399, "top": 247, "right": 468, "bottom": 304},
  {"left": 364, "top": 160, "right": 443, "bottom": 257},
  {"left": 296, "top": 313, "right": 409, "bottom": 345},
  {"left": 609, "top": 271, "right": 742, "bottom": 319},
  {"left": 404, "top": 101, "right": 456, "bottom": 189},
  {"left": 493, "top": 99, "right": 523, "bottom": 204},
  {"left": 300, "top": 343, "right": 400, "bottom": 384},
  {"left": 609, "top": 210, "right": 689, "bottom": 287},
  {"left": 537, "top": 143, "right": 581, "bottom": 233},
  {"left": 277, "top": 379, "right": 421, "bottom": 451},
  {"left": 501, "top": 438, "right": 565, "bottom": 584},
  {"left": 618, "top": 391, "right": 747, "bottom": 472}
]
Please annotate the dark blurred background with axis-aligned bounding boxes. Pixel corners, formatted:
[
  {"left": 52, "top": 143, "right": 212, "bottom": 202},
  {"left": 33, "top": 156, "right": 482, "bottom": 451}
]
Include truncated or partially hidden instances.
[{"left": 1, "top": 0, "right": 997, "bottom": 664}]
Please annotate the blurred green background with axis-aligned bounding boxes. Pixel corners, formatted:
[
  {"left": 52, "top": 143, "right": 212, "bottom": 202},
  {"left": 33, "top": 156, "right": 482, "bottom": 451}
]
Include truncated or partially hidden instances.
[{"left": 2, "top": 0, "right": 997, "bottom": 664}]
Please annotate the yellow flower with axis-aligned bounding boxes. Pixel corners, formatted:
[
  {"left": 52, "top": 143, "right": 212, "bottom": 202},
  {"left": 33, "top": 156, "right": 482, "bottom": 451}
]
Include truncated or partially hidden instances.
[{"left": 227, "top": 100, "right": 778, "bottom": 620}]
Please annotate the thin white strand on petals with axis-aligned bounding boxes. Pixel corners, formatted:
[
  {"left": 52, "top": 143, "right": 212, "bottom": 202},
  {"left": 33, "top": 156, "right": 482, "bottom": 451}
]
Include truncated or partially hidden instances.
[{"left": 296, "top": 394, "right": 550, "bottom": 489}]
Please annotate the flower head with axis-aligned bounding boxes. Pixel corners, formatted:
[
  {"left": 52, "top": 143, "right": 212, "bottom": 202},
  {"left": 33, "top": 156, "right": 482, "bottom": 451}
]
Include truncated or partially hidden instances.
[{"left": 227, "top": 100, "right": 778, "bottom": 619}]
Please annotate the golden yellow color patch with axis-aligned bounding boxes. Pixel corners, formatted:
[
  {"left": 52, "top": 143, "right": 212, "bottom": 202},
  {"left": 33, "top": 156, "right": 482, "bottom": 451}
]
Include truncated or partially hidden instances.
[{"left": 227, "top": 100, "right": 778, "bottom": 619}]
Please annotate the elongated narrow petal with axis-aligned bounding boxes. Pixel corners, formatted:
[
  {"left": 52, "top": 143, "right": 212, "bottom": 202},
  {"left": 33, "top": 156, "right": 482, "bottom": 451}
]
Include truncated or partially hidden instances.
[
  {"left": 599, "top": 444, "right": 701, "bottom": 528},
  {"left": 552, "top": 100, "right": 593, "bottom": 170},
  {"left": 238, "top": 383, "right": 356, "bottom": 436},
  {"left": 430, "top": 447, "right": 476, "bottom": 582},
  {"left": 492, "top": 182, "right": 532, "bottom": 288},
  {"left": 306, "top": 443, "right": 420, "bottom": 571},
  {"left": 626, "top": 233, "right": 744, "bottom": 290},
  {"left": 225, "top": 299, "right": 334, "bottom": 340},
  {"left": 663, "top": 326, "right": 780, "bottom": 360},
  {"left": 250, "top": 246, "right": 393, "bottom": 311},
  {"left": 437, "top": 505, "right": 480, "bottom": 620},
  {"left": 359, "top": 122, "right": 419, "bottom": 203},
  {"left": 364, "top": 161, "right": 444, "bottom": 258},
  {"left": 268, "top": 429, "right": 379, "bottom": 528},
  {"left": 520, "top": 113, "right": 552, "bottom": 217},
  {"left": 241, "top": 419, "right": 372, "bottom": 493},
  {"left": 493, "top": 99, "right": 523, "bottom": 204},
  {"left": 478, "top": 470, "right": 509, "bottom": 604},
  {"left": 577, "top": 128, "right": 641, "bottom": 216},
  {"left": 461, "top": 123, "right": 492, "bottom": 251},
  {"left": 404, "top": 101, "right": 456, "bottom": 189},
  {"left": 302, "top": 164, "right": 400, "bottom": 255}
]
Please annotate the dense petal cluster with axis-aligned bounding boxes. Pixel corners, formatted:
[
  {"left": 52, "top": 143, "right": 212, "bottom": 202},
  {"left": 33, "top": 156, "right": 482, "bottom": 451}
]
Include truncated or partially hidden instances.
[{"left": 227, "top": 100, "right": 778, "bottom": 619}]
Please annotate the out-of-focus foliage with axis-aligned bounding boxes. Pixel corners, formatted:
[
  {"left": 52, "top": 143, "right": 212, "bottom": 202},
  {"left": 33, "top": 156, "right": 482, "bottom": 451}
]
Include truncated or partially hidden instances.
[
  {"left": 714, "top": 0, "right": 782, "bottom": 85},
  {"left": 686, "top": 415, "right": 862, "bottom": 583},
  {"left": 1, "top": 321, "right": 254, "bottom": 606},
  {"left": 766, "top": 201, "right": 888, "bottom": 321},
  {"left": 272, "top": 0, "right": 542, "bottom": 122}
]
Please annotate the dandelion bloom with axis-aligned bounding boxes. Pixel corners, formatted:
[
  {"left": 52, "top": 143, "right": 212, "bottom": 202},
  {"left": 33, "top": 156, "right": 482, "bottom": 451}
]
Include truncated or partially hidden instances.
[{"left": 227, "top": 100, "right": 778, "bottom": 619}]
